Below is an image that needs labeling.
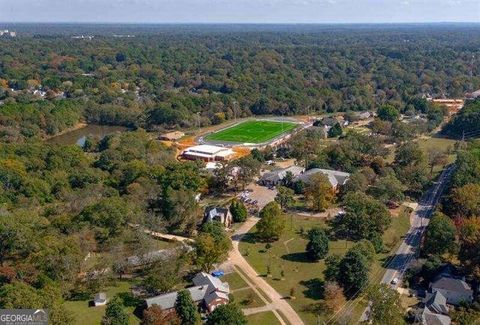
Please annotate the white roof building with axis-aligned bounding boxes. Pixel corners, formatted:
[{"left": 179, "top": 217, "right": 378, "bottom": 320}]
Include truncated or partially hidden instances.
[
  {"left": 182, "top": 145, "right": 234, "bottom": 162},
  {"left": 94, "top": 292, "right": 107, "bottom": 306}
]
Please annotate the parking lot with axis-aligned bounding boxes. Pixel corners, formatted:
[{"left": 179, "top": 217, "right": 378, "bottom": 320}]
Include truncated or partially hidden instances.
[{"left": 239, "top": 183, "right": 277, "bottom": 211}]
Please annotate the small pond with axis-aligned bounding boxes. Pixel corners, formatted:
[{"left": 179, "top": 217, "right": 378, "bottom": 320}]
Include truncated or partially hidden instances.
[{"left": 46, "top": 124, "right": 129, "bottom": 146}]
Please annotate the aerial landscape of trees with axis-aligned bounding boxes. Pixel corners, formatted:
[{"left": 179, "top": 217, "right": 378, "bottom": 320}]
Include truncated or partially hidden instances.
[
  {"left": 1, "top": 24, "right": 480, "bottom": 142},
  {"left": 1, "top": 23, "right": 480, "bottom": 324}
]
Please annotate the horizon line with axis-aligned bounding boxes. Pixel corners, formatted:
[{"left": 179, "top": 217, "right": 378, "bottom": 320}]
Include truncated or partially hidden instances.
[{"left": 1, "top": 21, "right": 480, "bottom": 25}]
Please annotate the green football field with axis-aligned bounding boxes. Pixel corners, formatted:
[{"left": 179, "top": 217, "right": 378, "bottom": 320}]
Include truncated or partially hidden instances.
[{"left": 205, "top": 120, "right": 297, "bottom": 144}]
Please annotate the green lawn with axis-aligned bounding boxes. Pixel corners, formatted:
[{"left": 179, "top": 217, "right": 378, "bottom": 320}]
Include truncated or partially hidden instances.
[
  {"left": 223, "top": 271, "right": 266, "bottom": 309},
  {"left": 239, "top": 212, "right": 411, "bottom": 324},
  {"left": 65, "top": 281, "right": 141, "bottom": 325},
  {"left": 416, "top": 136, "right": 456, "bottom": 153},
  {"left": 417, "top": 136, "right": 457, "bottom": 177},
  {"left": 233, "top": 288, "right": 265, "bottom": 308},
  {"left": 246, "top": 311, "right": 282, "bottom": 325},
  {"left": 205, "top": 120, "right": 297, "bottom": 144},
  {"left": 223, "top": 271, "right": 249, "bottom": 291}
]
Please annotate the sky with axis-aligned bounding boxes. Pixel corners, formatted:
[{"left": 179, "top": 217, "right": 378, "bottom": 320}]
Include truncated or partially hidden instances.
[{"left": 0, "top": 0, "right": 479, "bottom": 24}]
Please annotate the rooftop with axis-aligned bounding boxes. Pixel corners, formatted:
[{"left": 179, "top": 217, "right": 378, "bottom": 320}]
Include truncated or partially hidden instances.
[
  {"left": 184, "top": 144, "right": 233, "bottom": 156},
  {"left": 421, "top": 307, "right": 451, "bottom": 325},
  {"left": 145, "top": 285, "right": 208, "bottom": 309},
  {"left": 294, "top": 168, "right": 350, "bottom": 187},
  {"left": 431, "top": 276, "right": 472, "bottom": 295},
  {"left": 145, "top": 272, "right": 229, "bottom": 310},
  {"left": 424, "top": 291, "right": 449, "bottom": 315},
  {"left": 261, "top": 165, "right": 305, "bottom": 183}
]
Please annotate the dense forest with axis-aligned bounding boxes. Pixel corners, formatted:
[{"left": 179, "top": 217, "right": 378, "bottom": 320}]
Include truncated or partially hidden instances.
[
  {"left": 442, "top": 99, "right": 480, "bottom": 139},
  {"left": 1, "top": 24, "right": 480, "bottom": 324},
  {"left": 1, "top": 24, "right": 480, "bottom": 141}
]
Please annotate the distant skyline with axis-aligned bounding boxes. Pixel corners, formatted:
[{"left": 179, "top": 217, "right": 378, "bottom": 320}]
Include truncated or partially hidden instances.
[{"left": 0, "top": 0, "right": 479, "bottom": 24}]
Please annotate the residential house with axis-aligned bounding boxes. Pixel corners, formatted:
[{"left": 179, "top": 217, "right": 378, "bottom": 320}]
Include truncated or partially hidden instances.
[
  {"left": 259, "top": 165, "right": 305, "bottom": 187},
  {"left": 293, "top": 168, "right": 350, "bottom": 190},
  {"left": 145, "top": 272, "right": 230, "bottom": 313},
  {"left": 430, "top": 275, "right": 473, "bottom": 305},
  {"left": 204, "top": 207, "right": 233, "bottom": 228},
  {"left": 424, "top": 291, "right": 449, "bottom": 315},
  {"left": 419, "top": 307, "right": 451, "bottom": 325}
]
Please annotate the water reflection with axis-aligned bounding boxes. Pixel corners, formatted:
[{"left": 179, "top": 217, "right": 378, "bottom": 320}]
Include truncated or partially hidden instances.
[{"left": 46, "top": 125, "right": 129, "bottom": 146}]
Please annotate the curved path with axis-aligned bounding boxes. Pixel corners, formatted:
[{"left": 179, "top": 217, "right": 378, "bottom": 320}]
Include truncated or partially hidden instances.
[{"left": 229, "top": 217, "right": 305, "bottom": 325}]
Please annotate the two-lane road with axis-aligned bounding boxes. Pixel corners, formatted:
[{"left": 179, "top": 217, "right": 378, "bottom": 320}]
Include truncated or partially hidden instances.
[
  {"left": 361, "top": 165, "right": 455, "bottom": 322},
  {"left": 381, "top": 165, "right": 455, "bottom": 287}
]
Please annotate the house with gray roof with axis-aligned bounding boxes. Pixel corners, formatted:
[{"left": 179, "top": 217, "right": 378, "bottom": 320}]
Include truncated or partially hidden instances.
[
  {"left": 259, "top": 165, "right": 305, "bottom": 187},
  {"left": 204, "top": 207, "right": 233, "bottom": 228},
  {"left": 420, "top": 307, "right": 451, "bottom": 325},
  {"left": 293, "top": 168, "right": 350, "bottom": 190},
  {"left": 424, "top": 291, "right": 449, "bottom": 315},
  {"left": 145, "top": 272, "right": 230, "bottom": 313},
  {"left": 430, "top": 276, "right": 473, "bottom": 306}
]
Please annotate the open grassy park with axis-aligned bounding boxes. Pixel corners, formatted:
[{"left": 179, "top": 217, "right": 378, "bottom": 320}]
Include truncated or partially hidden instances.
[
  {"left": 238, "top": 209, "right": 412, "bottom": 324},
  {"left": 205, "top": 119, "right": 297, "bottom": 144}
]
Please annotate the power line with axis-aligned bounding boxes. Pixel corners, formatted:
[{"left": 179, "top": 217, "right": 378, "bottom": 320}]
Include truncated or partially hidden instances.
[{"left": 326, "top": 166, "right": 454, "bottom": 324}]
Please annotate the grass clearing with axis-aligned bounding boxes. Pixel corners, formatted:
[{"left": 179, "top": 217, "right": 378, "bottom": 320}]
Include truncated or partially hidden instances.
[
  {"left": 417, "top": 136, "right": 457, "bottom": 177},
  {"left": 65, "top": 280, "right": 141, "bottom": 325},
  {"left": 232, "top": 288, "right": 265, "bottom": 308},
  {"left": 223, "top": 271, "right": 249, "bottom": 291},
  {"left": 205, "top": 120, "right": 297, "bottom": 144},
  {"left": 239, "top": 211, "right": 411, "bottom": 324},
  {"left": 246, "top": 311, "right": 282, "bottom": 324}
]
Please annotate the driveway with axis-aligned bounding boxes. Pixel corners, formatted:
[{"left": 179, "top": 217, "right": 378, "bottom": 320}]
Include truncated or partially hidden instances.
[{"left": 229, "top": 217, "right": 305, "bottom": 325}]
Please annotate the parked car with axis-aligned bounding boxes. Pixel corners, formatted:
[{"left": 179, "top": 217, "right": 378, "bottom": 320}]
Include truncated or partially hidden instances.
[{"left": 211, "top": 270, "right": 224, "bottom": 277}]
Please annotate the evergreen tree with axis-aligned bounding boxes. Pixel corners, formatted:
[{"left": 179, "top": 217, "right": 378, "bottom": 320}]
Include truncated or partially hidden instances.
[
  {"left": 175, "top": 290, "right": 200, "bottom": 325},
  {"left": 102, "top": 297, "right": 129, "bottom": 325},
  {"left": 230, "top": 199, "right": 248, "bottom": 222},
  {"left": 328, "top": 122, "right": 343, "bottom": 137}
]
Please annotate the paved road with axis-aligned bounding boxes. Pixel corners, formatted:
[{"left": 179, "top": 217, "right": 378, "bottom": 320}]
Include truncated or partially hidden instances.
[
  {"left": 360, "top": 165, "right": 455, "bottom": 322},
  {"left": 229, "top": 217, "right": 305, "bottom": 325},
  {"left": 381, "top": 165, "right": 455, "bottom": 287}
]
